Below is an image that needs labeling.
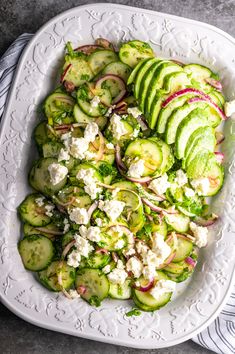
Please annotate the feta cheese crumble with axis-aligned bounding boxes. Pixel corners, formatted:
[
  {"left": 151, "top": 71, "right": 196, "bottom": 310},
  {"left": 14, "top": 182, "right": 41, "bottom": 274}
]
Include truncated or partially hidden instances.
[
  {"left": 69, "top": 137, "right": 89, "bottom": 159},
  {"left": 114, "top": 238, "right": 125, "bottom": 250},
  {"left": 68, "top": 207, "right": 89, "bottom": 225},
  {"left": 142, "top": 265, "right": 156, "bottom": 280},
  {"left": 79, "top": 225, "right": 101, "bottom": 242},
  {"left": 224, "top": 99, "right": 235, "bottom": 117},
  {"left": 184, "top": 187, "right": 195, "bottom": 198},
  {"left": 127, "top": 106, "right": 142, "bottom": 118},
  {"left": 48, "top": 163, "right": 68, "bottom": 185},
  {"left": 126, "top": 256, "right": 143, "bottom": 278},
  {"left": 84, "top": 122, "right": 99, "bottom": 142},
  {"left": 74, "top": 234, "right": 94, "bottom": 257},
  {"left": 67, "top": 250, "right": 81, "bottom": 268},
  {"left": 58, "top": 148, "right": 70, "bottom": 162},
  {"left": 128, "top": 159, "right": 145, "bottom": 178},
  {"left": 110, "top": 113, "right": 128, "bottom": 140},
  {"left": 90, "top": 96, "right": 100, "bottom": 108},
  {"left": 190, "top": 222, "right": 208, "bottom": 248},
  {"left": 76, "top": 168, "right": 102, "bottom": 200},
  {"left": 106, "top": 142, "right": 114, "bottom": 150},
  {"left": 175, "top": 169, "right": 188, "bottom": 187},
  {"left": 149, "top": 173, "right": 170, "bottom": 195},
  {"left": 107, "top": 267, "right": 128, "bottom": 284},
  {"left": 68, "top": 289, "right": 80, "bottom": 299},
  {"left": 191, "top": 177, "right": 210, "bottom": 196},
  {"left": 151, "top": 233, "right": 171, "bottom": 262},
  {"left": 44, "top": 204, "right": 54, "bottom": 217},
  {"left": 63, "top": 218, "right": 70, "bottom": 233},
  {"left": 95, "top": 218, "right": 103, "bottom": 227},
  {"left": 102, "top": 264, "right": 111, "bottom": 274},
  {"left": 98, "top": 200, "right": 125, "bottom": 221},
  {"left": 150, "top": 279, "right": 176, "bottom": 299},
  {"left": 35, "top": 197, "right": 44, "bottom": 207}
]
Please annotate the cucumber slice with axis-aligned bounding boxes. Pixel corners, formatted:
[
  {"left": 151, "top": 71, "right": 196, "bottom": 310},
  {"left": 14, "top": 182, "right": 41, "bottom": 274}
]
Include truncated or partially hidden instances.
[
  {"left": 151, "top": 219, "right": 168, "bottom": 238},
  {"left": 44, "top": 92, "right": 75, "bottom": 125},
  {"left": 175, "top": 109, "right": 209, "bottom": 159},
  {"left": 94, "top": 161, "right": 116, "bottom": 184},
  {"left": 96, "top": 75, "right": 125, "bottom": 103},
  {"left": 42, "top": 141, "right": 63, "bottom": 158},
  {"left": 23, "top": 223, "right": 60, "bottom": 239},
  {"left": 109, "top": 279, "right": 131, "bottom": 299},
  {"left": 102, "top": 61, "right": 132, "bottom": 81},
  {"left": 163, "top": 71, "right": 190, "bottom": 93},
  {"left": 18, "top": 235, "right": 54, "bottom": 271},
  {"left": 62, "top": 56, "right": 94, "bottom": 86},
  {"left": 134, "top": 58, "right": 159, "bottom": 99},
  {"left": 73, "top": 104, "right": 93, "bottom": 124},
  {"left": 98, "top": 228, "right": 128, "bottom": 251},
  {"left": 55, "top": 186, "right": 92, "bottom": 209},
  {"left": 124, "top": 139, "right": 163, "bottom": 176},
  {"left": 61, "top": 230, "right": 75, "bottom": 248},
  {"left": 75, "top": 268, "right": 109, "bottom": 306},
  {"left": 119, "top": 40, "right": 154, "bottom": 68},
  {"left": 18, "top": 193, "right": 52, "bottom": 227},
  {"left": 186, "top": 151, "right": 212, "bottom": 179},
  {"left": 133, "top": 272, "right": 172, "bottom": 311},
  {"left": 81, "top": 252, "right": 111, "bottom": 269},
  {"left": 129, "top": 205, "right": 146, "bottom": 234},
  {"left": 184, "top": 63, "right": 212, "bottom": 80},
  {"left": 184, "top": 126, "right": 214, "bottom": 164},
  {"left": 69, "top": 162, "right": 102, "bottom": 185},
  {"left": 164, "top": 213, "right": 190, "bottom": 233},
  {"left": 173, "top": 236, "right": 193, "bottom": 262},
  {"left": 77, "top": 83, "right": 112, "bottom": 117},
  {"left": 88, "top": 50, "right": 118, "bottom": 75},
  {"left": 165, "top": 267, "right": 194, "bottom": 283},
  {"left": 127, "top": 58, "right": 149, "bottom": 85},
  {"left": 34, "top": 121, "right": 50, "bottom": 147},
  {"left": 29, "top": 158, "right": 67, "bottom": 196},
  {"left": 39, "top": 260, "right": 75, "bottom": 291},
  {"left": 148, "top": 137, "right": 174, "bottom": 175}
]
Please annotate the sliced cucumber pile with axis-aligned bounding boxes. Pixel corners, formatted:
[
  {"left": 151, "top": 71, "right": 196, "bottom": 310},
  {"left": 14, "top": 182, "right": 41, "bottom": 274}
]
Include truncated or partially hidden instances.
[{"left": 18, "top": 38, "right": 226, "bottom": 313}]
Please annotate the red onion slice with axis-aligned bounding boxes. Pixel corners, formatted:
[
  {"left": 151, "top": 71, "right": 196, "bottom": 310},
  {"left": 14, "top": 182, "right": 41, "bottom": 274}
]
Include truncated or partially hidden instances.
[
  {"left": 77, "top": 285, "right": 86, "bottom": 295},
  {"left": 215, "top": 131, "right": 225, "bottom": 145},
  {"left": 134, "top": 278, "right": 154, "bottom": 292},
  {"left": 60, "top": 64, "right": 72, "bottom": 83},
  {"left": 157, "top": 251, "right": 176, "bottom": 269},
  {"left": 95, "top": 38, "right": 115, "bottom": 51},
  {"left": 205, "top": 78, "right": 222, "bottom": 91},
  {"left": 95, "top": 131, "right": 105, "bottom": 161},
  {"left": 188, "top": 97, "right": 227, "bottom": 120},
  {"left": 95, "top": 248, "right": 109, "bottom": 255},
  {"left": 214, "top": 151, "right": 224, "bottom": 163},
  {"left": 185, "top": 256, "right": 197, "bottom": 268},
  {"left": 115, "top": 144, "right": 127, "bottom": 171},
  {"left": 136, "top": 115, "right": 149, "bottom": 131},
  {"left": 74, "top": 44, "right": 103, "bottom": 54},
  {"left": 194, "top": 214, "right": 218, "bottom": 227},
  {"left": 142, "top": 198, "right": 178, "bottom": 214},
  {"left": 62, "top": 240, "right": 76, "bottom": 259},
  {"left": 87, "top": 201, "right": 98, "bottom": 219},
  {"left": 35, "top": 227, "right": 64, "bottom": 236},
  {"left": 162, "top": 88, "right": 214, "bottom": 108},
  {"left": 95, "top": 75, "right": 126, "bottom": 104}
]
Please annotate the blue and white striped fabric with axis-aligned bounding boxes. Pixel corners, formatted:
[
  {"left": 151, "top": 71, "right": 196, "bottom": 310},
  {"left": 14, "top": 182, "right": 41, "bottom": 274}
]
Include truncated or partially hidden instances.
[{"left": 0, "top": 34, "right": 234, "bottom": 354}]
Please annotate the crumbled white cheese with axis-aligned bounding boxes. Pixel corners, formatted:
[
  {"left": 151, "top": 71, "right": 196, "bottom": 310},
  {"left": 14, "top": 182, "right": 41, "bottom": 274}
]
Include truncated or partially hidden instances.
[
  {"left": 112, "top": 188, "right": 120, "bottom": 198},
  {"left": 90, "top": 96, "right": 100, "bottom": 108},
  {"left": 148, "top": 173, "right": 170, "bottom": 195},
  {"left": 107, "top": 267, "right": 128, "bottom": 284},
  {"left": 76, "top": 168, "right": 102, "bottom": 200},
  {"left": 114, "top": 238, "right": 125, "bottom": 250},
  {"left": 58, "top": 148, "right": 70, "bottom": 162},
  {"left": 84, "top": 122, "right": 99, "bottom": 142},
  {"left": 69, "top": 137, "right": 90, "bottom": 160},
  {"left": 67, "top": 250, "right": 81, "bottom": 268},
  {"left": 63, "top": 218, "right": 70, "bottom": 233},
  {"left": 191, "top": 178, "right": 210, "bottom": 196},
  {"left": 95, "top": 218, "right": 103, "bottom": 227},
  {"left": 175, "top": 169, "right": 188, "bottom": 187},
  {"left": 48, "top": 163, "right": 68, "bottom": 185},
  {"left": 98, "top": 200, "right": 125, "bottom": 221},
  {"left": 132, "top": 128, "right": 140, "bottom": 138},
  {"left": 105, "top": 105, "right": 115, "bottom": 117},
  {"left": 68, "top": 207, "right": 89, "bottom": 225},
  {"left": 102, "top": 264, "right": 111, "bottom": 274},
  {"left": 151, "top": 233, "right": 171, "bottom": 262},
  {"left": 126, "top": 256, "right": 143, "bottom": 278},
  {"left": 127, "top": 107, "right": 142, "bottom": 118},
  {"left": 44, "top": 204, "right": 54, "bottom": 217},
  {"left": 184, "top": 187, "right": 195, "bottom": 198},
  {"left": 142, "top": 265, "right": 156, "bottom": 280},
  {"left": 35, "top": 197, "right": 45, "bottom": 207},
  {"left": 110, "top": 113, "right": 128, "bottom": 140},
  {"left": 84, "top": 151, "right": 97, "bottom": 160},
  {"left": 61, "top": 132, "right": 72, "bottom": 149},
  {"left": 224, "top": 99, "right": 235, "bottom": 117},
  {"left": 190, "top": 222, "right": 208, "bottom": 248},
  {"left": 106, "top": 142, "right": 114, "bottom": 150},
  {"left": 142, "top": 249, "right": 163, "bottom": 268},
  {"left": 150, "top": 279, "right": 176, "bottom": 299},
  {"left": 79, "top": 225, "right": 101, "bottom": 242},
  {"left": 136, "top": 241, "right": 149, "bottom": 256},
  {"left": 128, "top": 159, "right": 145, "bottom": 179},
  {"left": 116, "top": 259, "right": 125, "bottom": 269},
  {"left": 74, "top": 234, "right": 94, "bottom": 257},
  {"left": 123, "top": 248, "right": 136, "bottom": 257},
  {"left": 68, "top": 289, "right": 80, "bottom": 299}
]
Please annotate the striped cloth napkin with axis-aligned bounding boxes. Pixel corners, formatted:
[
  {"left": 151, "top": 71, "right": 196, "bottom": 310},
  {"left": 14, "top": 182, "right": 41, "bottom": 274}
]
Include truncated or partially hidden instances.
[{"left": 0, "top": 34, "right": 234, "bottom": 354}]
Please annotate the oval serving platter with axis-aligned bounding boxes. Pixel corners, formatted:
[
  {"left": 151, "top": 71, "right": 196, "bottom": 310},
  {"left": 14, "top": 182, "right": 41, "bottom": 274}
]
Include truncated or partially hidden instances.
[{"left": 0, "top": 3, "right": 235, "bottom": 349}]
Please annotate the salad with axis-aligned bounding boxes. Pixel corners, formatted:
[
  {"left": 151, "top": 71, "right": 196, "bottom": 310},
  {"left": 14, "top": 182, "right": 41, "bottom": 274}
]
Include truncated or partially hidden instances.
[{"left": 17, "top": 38, "right": 230, "bottom": 312}]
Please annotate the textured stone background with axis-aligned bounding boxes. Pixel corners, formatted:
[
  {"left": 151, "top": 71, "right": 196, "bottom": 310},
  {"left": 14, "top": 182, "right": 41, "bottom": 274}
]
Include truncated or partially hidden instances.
[{"left": 1, "top": 0, "right": 235, "bottom": 353}]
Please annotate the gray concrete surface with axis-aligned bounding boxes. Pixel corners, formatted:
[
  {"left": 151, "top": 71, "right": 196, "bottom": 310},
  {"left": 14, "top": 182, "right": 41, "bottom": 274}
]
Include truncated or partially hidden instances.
[{"left": 1, "top": 0, "right": 235, "bottom": 353}]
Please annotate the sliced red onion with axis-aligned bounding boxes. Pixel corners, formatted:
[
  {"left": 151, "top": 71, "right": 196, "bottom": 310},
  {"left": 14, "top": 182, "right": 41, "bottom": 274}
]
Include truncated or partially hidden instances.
[
  {"left": 136, "top": 115, "right": 149, "bottom": 131},
  {"left": 142, "top": 198, "right": 178, "bottom": 214},
  {"left": 95, "top": 248, "right": 109, "bottom": 255},
  {"left": 115, "top": 145, "right": 127, "bottom": 171},
  {"left": 62, "top": 240, "right": 76, "bottom": 259},
  {"left": 77, "top": 285, "right": 86, "bottom": 295},
  {"left": 112, "top": 252, "right": 119, "bottom": 262},
  {"left": 95, "top": 131, "right": 105, "bottom": 161},
  {"left": 54, "top": 196, "right": 76, "bottom": 207},
  {"left": 134, "top": 278, "right": 154, "bottom": 292},
  {"left": 171, "top": 59, "right": 185, "bottom": 66},
  {"left": 140, "top": 186, "right": 165, "bottom": 202},
  {"left": 60, "top": 64, "right": 72, "bottom": 83},
  {"left": 188, "top": 97, "right": 227, "bottom": 120},
  {"left": 95, "top": 38, "right": 115, "bottom": 51},
  {"left": 205, "top": 78, "right": 222, "bottom": 91},
  {"left": 74, "top": 44, "right": 102, "bottom": 54},
  {"left": 64, "top": 80, "right": 75, "bottom": 93},
  {"left": 214, "top": 151, "right": 224, "bottom": 163},
  {"left": 54, "top": 124, "right": 71, "bottom": 131},
  {"left": 124, "top": 175, "right": 153, "bottom": 184},
  {"left": 194, "top": 214, "right": 218, "bottom": 227},
  {"left": 95, "top": 75, "right": 126, "bottom": 104},
  {"left": 158, "top": 252, "right": 176, "bottom": 269},
  {"left": 87, "top": 201, "right": 98, "bottom": 219},
  {"left": 185, "top": 256, "right": 197, "bottom": 268},
  {"left": 215, "top": 131, "right": 225, "bottom": 145},
  {"left": 35, "top": 227, "right": 64, "bottom": 236},
  {"left": 162, "top": 88, "right": 214, "bottom": 108}
]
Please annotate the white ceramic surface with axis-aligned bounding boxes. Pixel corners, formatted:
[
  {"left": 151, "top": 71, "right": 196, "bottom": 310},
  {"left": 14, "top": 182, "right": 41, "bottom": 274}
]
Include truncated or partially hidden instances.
[{"left": 0, "top": 3, "right": 235, "bottom": 349}]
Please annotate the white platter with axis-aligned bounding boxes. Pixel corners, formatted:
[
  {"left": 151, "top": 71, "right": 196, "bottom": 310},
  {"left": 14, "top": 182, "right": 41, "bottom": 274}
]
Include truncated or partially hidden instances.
[{"left": 0, "top": 3, "right": 235, "bottom": 349}]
